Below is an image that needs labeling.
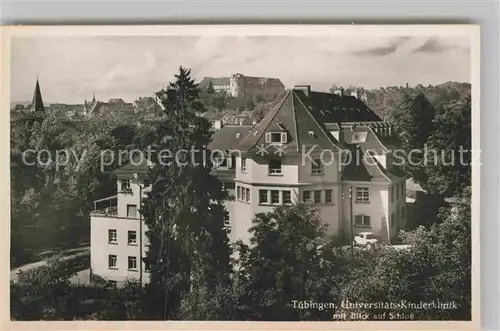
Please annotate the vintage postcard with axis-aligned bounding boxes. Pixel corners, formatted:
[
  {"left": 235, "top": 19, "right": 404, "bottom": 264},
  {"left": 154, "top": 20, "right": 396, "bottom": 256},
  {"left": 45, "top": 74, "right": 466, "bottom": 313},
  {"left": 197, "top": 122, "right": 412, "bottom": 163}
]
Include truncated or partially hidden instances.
[{"left": 1, "top": 25, "right": 480, "bottom": 330}]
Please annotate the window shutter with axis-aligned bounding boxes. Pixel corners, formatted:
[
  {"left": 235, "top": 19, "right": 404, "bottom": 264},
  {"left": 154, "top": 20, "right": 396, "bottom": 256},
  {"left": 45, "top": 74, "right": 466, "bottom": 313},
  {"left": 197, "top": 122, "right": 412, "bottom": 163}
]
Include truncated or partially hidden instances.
[
  {"left": 281, "top": 132, "right": 287, "bottom": 143},
  {"left": 265, "top": 132, "right": 271, "bottom": 143}
]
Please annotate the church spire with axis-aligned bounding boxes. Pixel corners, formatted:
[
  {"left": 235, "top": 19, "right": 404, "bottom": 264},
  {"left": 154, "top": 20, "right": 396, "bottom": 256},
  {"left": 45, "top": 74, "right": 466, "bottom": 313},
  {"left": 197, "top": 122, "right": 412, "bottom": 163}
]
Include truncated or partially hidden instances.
[
  {"left": 30, "top": 78, "right": 45, "bottom": 114},
  {"left": 92, "top": 91, "right": 96, "bottom": 103}
]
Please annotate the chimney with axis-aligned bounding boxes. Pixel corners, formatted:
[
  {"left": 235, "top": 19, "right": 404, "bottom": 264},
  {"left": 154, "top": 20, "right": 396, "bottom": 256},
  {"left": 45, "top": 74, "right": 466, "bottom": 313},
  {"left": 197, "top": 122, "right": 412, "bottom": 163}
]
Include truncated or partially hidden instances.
[
  {"left": 293, "top": 85, "right": 311, "bottom": 97},
  {"left": 351, "top": 91, "right": 359, "bottom": 98}
]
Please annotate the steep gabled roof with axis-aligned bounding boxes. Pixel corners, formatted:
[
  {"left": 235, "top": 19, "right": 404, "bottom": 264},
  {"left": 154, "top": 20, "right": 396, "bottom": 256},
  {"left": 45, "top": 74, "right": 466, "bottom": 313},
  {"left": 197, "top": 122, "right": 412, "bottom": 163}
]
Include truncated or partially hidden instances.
[
  {"left": 209, "top": 125, "right": 253, "bottom": 151},
  {"left": 373, "top": 129, "right": 403, "bottom": 151},
  {"left": 294, "top": 90, "right": 381, "bottom": 124},
  {"left": 238, "top": 90, "right": 343, "bottom": 154},
  {"left": 341, "top": 143, "right": 407, "bottom": 183},
  {"left": 30, "top": 79, "right": 45, "bottom": 113}
]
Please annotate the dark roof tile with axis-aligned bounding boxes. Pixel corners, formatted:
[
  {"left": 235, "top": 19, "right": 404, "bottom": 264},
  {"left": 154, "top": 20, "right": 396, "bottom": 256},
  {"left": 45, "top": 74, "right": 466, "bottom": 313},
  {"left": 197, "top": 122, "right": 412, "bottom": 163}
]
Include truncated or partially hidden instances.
[
  {"left": 295, "top": 90, "right": 381, "bottom": 123},
  {"left": 208, "top": 125, "right": 253, "bottom": 151},
  {"left": 238, "top": 90, "right": 343, "bottom": 154}
]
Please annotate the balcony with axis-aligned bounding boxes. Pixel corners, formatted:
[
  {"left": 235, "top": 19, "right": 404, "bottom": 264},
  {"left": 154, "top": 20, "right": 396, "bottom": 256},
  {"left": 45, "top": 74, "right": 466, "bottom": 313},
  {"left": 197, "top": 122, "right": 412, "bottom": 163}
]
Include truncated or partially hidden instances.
[
  {"left": 91, "top": 195, "right": 118, "bottom": 216},
  {"left": 91, "top": 206, "right": 118, "bottom": 217}
]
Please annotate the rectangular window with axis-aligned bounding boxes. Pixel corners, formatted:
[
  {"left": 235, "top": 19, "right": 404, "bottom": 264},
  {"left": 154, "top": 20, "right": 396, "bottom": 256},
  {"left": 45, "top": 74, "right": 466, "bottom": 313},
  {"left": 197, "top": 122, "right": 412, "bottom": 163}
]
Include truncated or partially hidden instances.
[
  {"left": 241, "top": 187, "right": 246, "bottom": 201},
  {"left": 311, "top": 159, "right": 324, "bottom": 175},
  {"left": 391, "top": 186, "right": 394, "bottom": 201},
  {"left": 396, "top": 184, "right": 399, "bottom": 199},
  {"left": 127, "top": 204, "right": 137, "bottom": 218},
  {"left": 237, "top": 186, "right": 242, "bottom": 200},
  {"left": 391, "top": 212, "right": 395, "bottom": 227},
  {"left": 121, "top": 179, "right": 130, "bottom": 191},
  {"left": 108, "top": 254, "right": 117, "bottom": 268},
  {"left": 241, "top": 157, "right": 247, "bottom": 173},
  {"left": 283, "top": 191, "right": 291, "bottom": 205},
  {"left": 108, "top": 229, "right": 117, "bottom": 243},
  {"left": 128, "top": 256, "right": 137, "bottom": 270},
  {"left": 108, "top": 280, "right": 117, "bottom": 287},
  {"left": 259, "top": 190, "right": 268, "bottom": 204},
  {"left": 325, "top": 189, "right": 333, "bottom": 203},
  {"left": 355, "top": 215, "right": 371, "bottom": 227},
  {"left": 355, "top": 187, "right": 370, "bottom": 203},
  {"left": 245, "top": 188, "right": 250, "bottom": 202},
  {"left": 128, "top": 231, "right": 137, "bottom": 245},
  {"left": 268, "top": 159, "right": 282, "bottom": 175},
  {"left": 314, "top": 190, "right": 322, "bottom": 204},
  {"left": 303, "top": 190, "right": 311, "bottom": 202},
  {"left": 271, "top": 190, "right": 280, "bottom": 204}
]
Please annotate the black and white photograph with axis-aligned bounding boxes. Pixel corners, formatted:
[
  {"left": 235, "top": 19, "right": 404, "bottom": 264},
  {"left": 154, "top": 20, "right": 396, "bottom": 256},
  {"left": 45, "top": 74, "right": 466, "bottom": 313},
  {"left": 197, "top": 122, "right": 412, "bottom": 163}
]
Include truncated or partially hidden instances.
[{"left": 5, "top": 25, "right": 479, "bottom": 327}]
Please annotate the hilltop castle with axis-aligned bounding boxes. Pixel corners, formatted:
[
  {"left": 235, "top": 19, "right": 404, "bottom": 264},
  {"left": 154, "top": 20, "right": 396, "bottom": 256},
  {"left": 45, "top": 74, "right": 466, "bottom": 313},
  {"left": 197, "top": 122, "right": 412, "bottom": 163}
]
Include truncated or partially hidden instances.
[{"left": 199, "top": 73, "right": 285, "bottom": 99}]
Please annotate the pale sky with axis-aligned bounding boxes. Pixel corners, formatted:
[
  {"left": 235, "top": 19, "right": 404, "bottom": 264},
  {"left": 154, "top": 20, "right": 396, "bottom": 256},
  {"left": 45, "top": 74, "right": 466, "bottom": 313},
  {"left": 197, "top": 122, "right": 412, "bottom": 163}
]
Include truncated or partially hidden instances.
[{"left": 11, "top": 35, "right": 471, "bottom": 104}]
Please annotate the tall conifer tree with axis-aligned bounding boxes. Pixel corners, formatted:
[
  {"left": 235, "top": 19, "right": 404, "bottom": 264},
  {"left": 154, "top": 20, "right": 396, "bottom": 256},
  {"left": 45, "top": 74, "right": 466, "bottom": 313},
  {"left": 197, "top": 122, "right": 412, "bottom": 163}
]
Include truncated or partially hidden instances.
[{"left": 141, "top": 67, "right": 231, "bottom": 319}]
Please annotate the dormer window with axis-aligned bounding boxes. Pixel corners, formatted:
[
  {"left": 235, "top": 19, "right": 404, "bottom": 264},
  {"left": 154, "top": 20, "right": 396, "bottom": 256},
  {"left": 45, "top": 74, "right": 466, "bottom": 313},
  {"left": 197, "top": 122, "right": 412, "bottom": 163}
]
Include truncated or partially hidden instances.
[{"left": 265, "top": 132, "right": 287, "bottom": 144}]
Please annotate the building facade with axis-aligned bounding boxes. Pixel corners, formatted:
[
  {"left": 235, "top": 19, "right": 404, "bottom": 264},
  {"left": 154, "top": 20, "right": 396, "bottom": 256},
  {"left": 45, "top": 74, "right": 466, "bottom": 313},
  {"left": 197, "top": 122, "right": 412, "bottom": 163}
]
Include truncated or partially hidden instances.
[
  {"left": 199, "top": 73, "right": 285, "bottom": 98},
  {"left": 210, "top": 85, "right": 407, "bottom": 245},
  {"left": 90, "top": 85, "right": 407, "bottom": 285},
  {"left": 90, "top": 159, "right": 151, "bottom": 286}
]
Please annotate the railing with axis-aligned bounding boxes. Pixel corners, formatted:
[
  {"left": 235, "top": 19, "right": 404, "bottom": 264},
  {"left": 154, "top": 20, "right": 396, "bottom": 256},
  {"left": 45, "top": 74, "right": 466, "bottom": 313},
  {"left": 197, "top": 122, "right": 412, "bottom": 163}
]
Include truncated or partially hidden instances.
[{"left": 90, "top": 206, "right": 118, "bottom": 216}]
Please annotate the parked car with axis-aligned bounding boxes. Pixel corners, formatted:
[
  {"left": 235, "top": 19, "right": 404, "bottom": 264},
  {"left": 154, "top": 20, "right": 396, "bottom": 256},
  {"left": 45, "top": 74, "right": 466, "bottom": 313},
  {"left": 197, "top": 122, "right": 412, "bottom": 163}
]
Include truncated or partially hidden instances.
[{"left": 353, "top": 232, "right": 379, "bottom": 248}]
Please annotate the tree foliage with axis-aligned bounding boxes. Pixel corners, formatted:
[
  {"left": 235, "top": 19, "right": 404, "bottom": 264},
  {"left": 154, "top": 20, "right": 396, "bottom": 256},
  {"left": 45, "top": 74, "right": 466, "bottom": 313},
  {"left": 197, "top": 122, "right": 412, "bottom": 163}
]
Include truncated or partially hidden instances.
[
  {"left": 425, "top": 95, "right": 471, "bottom": 196},
  {"left": 391, "top": 93, "right": 436, "bottom": 190},
  {"left": 11, "top": 258, "right": 149, "bottom": 320},
  {"left": 141, "top": 66, "right": 231, "bottom": 319},
  {"left": 10, "top": 111, "right": 135, "bottom": 266},
  {"left": 232, "top": 203, "right": 348, "bottom": 320},
  {"left": 342, "top": 189, "right": 471, "bottom": 320}
]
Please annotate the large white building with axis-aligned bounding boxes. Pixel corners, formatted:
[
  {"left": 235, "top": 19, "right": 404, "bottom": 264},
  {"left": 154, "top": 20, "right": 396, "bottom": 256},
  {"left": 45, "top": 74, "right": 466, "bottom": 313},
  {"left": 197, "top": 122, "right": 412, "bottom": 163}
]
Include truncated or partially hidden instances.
[
  {"left": 211, "top": 85, "right": 407, "bottom": 244},
  {"left": 90, "top": 85, "right": 407, "bottom": 285},
  {"left": 199, "top": 73, "right": 285, "bottom": 99}
]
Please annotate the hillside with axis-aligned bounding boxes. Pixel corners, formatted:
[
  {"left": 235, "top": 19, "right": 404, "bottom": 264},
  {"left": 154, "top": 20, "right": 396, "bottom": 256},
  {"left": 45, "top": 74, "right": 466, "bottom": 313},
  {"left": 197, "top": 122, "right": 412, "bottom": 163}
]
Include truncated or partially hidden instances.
[{"left": 363, "top": 81, "right": 471, "bottom": 119}]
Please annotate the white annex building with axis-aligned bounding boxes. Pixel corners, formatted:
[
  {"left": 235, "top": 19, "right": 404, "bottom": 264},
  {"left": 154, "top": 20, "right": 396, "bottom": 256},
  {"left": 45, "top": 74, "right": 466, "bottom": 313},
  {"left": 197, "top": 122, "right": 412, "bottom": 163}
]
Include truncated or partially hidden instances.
[{"left": 90, "top": 85, "right": 407, "bottom": 285}]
